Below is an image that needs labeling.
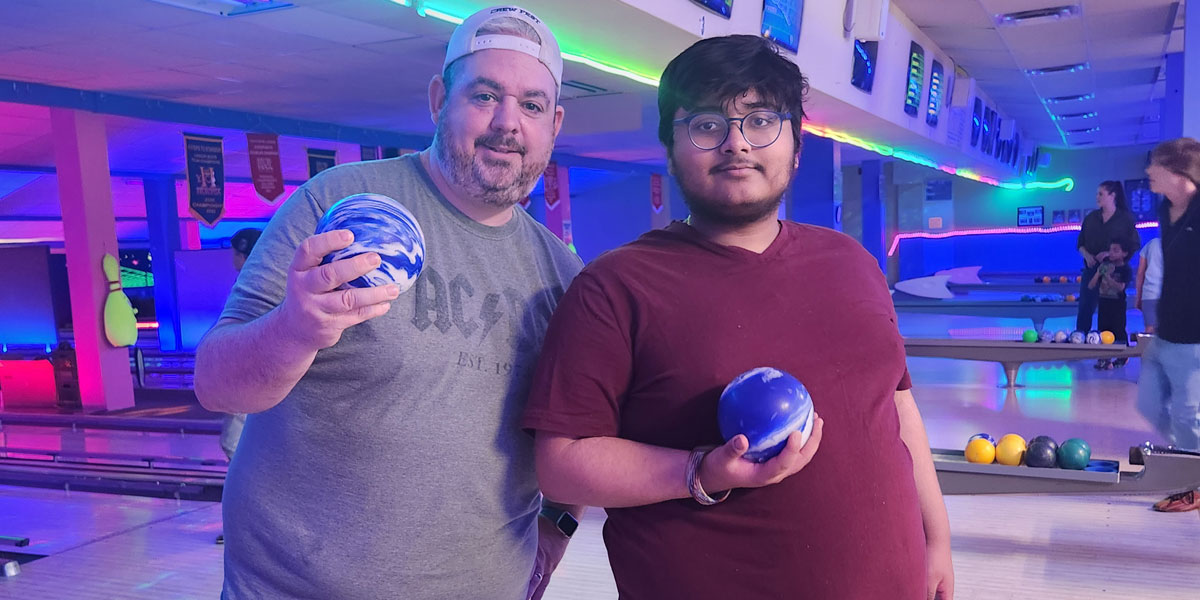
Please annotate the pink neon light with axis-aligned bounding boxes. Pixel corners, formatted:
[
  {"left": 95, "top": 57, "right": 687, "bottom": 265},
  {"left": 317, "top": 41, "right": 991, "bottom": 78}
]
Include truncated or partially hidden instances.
[
  {"left": 888, "top": 222, "right": 1160, "bottom": 256},
  {"left": 136, "top": 321, "right": 160, "bottom": 330}
]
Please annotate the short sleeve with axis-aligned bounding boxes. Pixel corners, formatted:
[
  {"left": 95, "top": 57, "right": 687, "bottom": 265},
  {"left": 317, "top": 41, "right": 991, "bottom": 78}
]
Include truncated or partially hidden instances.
[
  {"left": 521, "top": 270, "right": 634, "bottom": 439},
  {"left": 218, "top": 186, "right": 324, "bottom": 324}
]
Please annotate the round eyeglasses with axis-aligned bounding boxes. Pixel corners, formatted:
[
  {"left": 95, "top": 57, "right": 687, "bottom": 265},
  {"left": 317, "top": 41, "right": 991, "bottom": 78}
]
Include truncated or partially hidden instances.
[{"left": 673, "top": 110, "right": 792, "bottom": 151}]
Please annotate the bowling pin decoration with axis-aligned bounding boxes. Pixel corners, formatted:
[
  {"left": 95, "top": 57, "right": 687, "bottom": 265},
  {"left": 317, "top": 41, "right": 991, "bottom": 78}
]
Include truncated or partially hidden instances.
[{"left": 102, "top": 253, "right": 138, "bottom": 347}]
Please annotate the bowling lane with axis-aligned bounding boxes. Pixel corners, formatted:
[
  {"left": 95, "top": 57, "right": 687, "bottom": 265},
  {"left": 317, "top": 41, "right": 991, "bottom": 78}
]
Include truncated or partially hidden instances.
[
  {"left": 0, "top": 424, "right": 226, "bottom": 464},
  {"left": 0, "top": 485, "right": 223, "bottom": 598}
]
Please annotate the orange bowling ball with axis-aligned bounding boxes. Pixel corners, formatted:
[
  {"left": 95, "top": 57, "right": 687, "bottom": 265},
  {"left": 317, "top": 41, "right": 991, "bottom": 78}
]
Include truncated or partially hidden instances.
[
  {"left": 965, "top": 438, "right": 996, "bottom": 464},
  {"left": 1100, "top": 331, "right": 1116, "bottom": 344}
]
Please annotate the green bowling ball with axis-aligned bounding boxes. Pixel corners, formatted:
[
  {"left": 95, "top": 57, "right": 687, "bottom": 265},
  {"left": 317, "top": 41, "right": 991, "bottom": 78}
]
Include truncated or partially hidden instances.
[
  {"left": 1022, "top": 329, "right": 1038, "bottom": 343},
  {"left": 1056, "top": 438, "right": 1091, "bottom": 470}
]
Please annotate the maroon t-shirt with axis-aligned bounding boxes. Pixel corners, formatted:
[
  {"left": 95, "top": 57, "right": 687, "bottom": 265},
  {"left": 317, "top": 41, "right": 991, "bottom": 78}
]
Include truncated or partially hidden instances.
[{"left": 522, "top": 221, "right": 926, "bottom": 599}]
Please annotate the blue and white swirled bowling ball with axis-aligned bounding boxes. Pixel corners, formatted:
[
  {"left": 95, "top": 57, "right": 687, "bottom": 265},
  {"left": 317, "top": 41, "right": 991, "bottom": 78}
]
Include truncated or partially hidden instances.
[
  {"left": 1086, "top": 331, "right": 1102, "bottom": 344},
  {"left": 1069, "top": 330, "right": 1086, "bottom": 344},
  {"left": 314, "top": 193, "right": 425, "bottom": 292},
  {"left": 717, "top": 367, "right": 815, "bottom": 463}
]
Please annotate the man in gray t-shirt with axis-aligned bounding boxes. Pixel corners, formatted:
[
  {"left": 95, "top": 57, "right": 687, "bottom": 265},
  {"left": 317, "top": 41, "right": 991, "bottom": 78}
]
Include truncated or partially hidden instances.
[{"left": 194, "top": 7, "right": 582, "bottom": 599}]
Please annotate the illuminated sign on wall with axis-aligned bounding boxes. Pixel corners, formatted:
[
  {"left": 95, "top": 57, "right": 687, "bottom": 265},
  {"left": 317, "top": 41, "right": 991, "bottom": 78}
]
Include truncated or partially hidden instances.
[
  {"left": 904, "top": 41, "right": 925, "bottom": 117},
  {"left": 926, "top": 60, "right": 943, "bottom": 127}
]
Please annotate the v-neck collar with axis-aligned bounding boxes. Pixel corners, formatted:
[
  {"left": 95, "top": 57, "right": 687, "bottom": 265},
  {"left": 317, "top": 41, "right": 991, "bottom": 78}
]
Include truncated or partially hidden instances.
[{"left": 665, "top": 220, "right": 792, "bottom": 261}]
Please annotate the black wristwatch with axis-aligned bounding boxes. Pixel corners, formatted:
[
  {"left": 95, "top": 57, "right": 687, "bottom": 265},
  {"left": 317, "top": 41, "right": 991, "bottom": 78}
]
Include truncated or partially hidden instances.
[{"left": 539, "top": 505, "right": 579, "bottom": 538}]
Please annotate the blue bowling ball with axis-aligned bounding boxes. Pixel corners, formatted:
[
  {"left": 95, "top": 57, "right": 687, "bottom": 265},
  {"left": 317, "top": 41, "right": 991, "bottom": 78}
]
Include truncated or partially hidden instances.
[
  {"left": 1069, "top": 331, "right": 1086, "bottom": 344},
  {"left": 1037, "top": 330, "right": 1053, "bottom": 343},
  {"left": 314, "top": 193, "right": 425, "bottom": 291},
  {"left": 718, "top": 367, "right": 815, "bottom": 463}
]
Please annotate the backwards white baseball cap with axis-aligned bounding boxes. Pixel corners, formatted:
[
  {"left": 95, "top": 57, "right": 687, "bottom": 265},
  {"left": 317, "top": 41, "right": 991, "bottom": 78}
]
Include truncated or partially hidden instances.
[{"left": 443, "top": 5, "right": 563, "bottom": 92}]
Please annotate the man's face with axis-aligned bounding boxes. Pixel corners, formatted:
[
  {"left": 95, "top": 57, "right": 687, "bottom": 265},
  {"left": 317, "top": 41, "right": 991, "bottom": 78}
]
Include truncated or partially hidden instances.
[
  {"left": 431, "top": 49, "right": 564, "bottom": 208},
  {"left": 668, "top": 89, "right": 798, "bottom": 225}
]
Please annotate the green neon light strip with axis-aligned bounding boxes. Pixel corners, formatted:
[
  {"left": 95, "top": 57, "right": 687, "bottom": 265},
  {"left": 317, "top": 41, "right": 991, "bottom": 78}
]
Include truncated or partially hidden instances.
[{"left": 402, "top": 2, "right": 1072, "bottom": 193}]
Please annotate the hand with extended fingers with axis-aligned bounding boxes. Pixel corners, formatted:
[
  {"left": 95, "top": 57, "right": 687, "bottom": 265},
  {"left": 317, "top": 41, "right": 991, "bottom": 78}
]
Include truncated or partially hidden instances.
[{"left": 279, "top": 230, "right": 401, "bottom": 350}]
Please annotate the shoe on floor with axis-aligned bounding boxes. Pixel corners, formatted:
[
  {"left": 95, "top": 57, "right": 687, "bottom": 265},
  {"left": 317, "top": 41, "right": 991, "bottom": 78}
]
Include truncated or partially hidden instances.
[{"left": 1153, "top": 490, "right": 1200, "bottom": 512}]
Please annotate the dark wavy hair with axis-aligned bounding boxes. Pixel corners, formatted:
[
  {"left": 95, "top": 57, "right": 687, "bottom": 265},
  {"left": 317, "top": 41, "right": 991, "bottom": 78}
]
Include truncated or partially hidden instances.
[
  {"left": 658, "top": 35, "right": 808, "bottom": 153},
  {"left": 1098, "top": 180, "right": 1128, "bottom": 212}
]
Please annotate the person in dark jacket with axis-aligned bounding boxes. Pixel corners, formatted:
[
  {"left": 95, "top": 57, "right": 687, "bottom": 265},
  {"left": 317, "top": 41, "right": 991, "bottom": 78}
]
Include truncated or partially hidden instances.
[{"left": 1136, "top": 137, "right": 1200, "bottom": 512}]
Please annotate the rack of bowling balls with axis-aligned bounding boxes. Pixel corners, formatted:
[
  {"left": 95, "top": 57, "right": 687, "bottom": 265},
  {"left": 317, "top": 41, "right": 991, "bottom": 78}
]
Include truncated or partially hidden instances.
[
  {"left": 1019, "top": 293, "right": 1077, "bottom": 303},
  {"left": 1020, "top": 328, "right": 1120, "bottom": 344},
  {"left": 1033, "top": 275, "right": 1082, "bottom": 284},
  {"left": 963, "top": 433, "right": 1119, "bottom": 472}
]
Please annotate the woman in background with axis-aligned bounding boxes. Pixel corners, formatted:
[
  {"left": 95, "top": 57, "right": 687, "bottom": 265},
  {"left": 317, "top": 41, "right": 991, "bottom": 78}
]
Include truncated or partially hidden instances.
[{"left": 1075, "top": 181, "right": 1139, "bottom": 332}]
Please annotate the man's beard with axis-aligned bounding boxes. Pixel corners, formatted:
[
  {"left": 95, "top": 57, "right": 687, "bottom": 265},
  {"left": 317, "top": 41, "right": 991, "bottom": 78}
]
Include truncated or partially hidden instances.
[
  {"left": 676, "top": 163, "right": 791, "bottom": 226},
  {"left": 432, "top": 109, "right": 550, "bottom": 208}
]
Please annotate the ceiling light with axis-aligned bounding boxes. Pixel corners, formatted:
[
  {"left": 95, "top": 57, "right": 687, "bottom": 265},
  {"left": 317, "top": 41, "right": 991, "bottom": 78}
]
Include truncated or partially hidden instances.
[
  {"left": 1045, "top": 93, "right": 1094, "bottom": 103},
  {"left": 1053, "top": 111, "right": 1098, "bottom": 120},
  {"left": 147, "top": 0, "right": 293, "bottom": 16},
  {"left": 1026, "top": 63, "right": 1089, "bottom": 76},
  {"left": 996, "top": 6, "right": 1080, "bottom": 27}
]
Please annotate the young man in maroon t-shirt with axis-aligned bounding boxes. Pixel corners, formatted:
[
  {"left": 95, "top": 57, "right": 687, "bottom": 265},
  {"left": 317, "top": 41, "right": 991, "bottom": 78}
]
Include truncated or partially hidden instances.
[{"left": 521, "top": 35, "right": 954, "bottom": 599}]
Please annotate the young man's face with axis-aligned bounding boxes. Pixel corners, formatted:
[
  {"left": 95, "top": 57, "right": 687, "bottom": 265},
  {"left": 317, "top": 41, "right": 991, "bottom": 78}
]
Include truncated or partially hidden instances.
[
  {"left": 430, "top": 49, "right": 564, "bottom": 207},
  {"left": 668, "top": 89, "right": 799, "bottom": 225}
]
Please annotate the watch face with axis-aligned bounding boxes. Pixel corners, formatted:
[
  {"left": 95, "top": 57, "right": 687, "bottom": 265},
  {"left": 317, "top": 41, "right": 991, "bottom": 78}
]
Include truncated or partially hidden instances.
[{"left": 557, "top": 513, "right": 579, "bottom": 537}]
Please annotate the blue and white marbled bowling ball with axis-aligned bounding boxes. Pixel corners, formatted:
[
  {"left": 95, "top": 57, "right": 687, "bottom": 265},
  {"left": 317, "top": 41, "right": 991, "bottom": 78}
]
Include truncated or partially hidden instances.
[
  {"left": 1038, "top": 329, "right": 1054, "bottom": 343},
  {"left": 1053, "top": 330, "right": 1069, "bottom": 343},
  {"left": 718, "top": 367, "right": 815, "bottom": 463},
  {"left": 1086, "top": 331, "right": 1102, "bottom": 344},
  {"left": 969, "top": 432, "right": 996, "bottom": 445},
  {"left": 1069, "top": 330, "right": 1086, "bottom": 344},
  {"left": 314, "top": 193, "right": 425, "bottom": 292}
]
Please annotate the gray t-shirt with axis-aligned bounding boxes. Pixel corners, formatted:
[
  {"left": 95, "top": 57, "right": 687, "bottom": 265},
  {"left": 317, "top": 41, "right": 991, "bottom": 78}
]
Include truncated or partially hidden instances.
[{"left": 217, "top": 154, "right": 582, "bottom": 600}]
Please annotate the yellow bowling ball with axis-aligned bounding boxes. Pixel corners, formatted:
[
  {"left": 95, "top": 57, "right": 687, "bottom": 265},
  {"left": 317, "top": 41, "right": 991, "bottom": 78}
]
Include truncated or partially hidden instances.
[
  {"left": 996, "top": 435, "right": 1027, "bottom": 466},
  {"left": 999, "top": 433, "right": 1025, "bottom": 446},
  {"left": 1100, "top": 331, "right": 1116, "bottom": 344},
  {"left": 965, "top": 438, "right": 996, "bottom": 464}
]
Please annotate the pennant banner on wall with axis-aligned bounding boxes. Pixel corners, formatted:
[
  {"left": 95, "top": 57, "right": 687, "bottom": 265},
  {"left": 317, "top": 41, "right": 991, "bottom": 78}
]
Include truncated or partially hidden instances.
[
  {"left": 307, "top": 148, "right": 338, "bottom": 179},
  {"left": 184, "top": 133, "right": 225, "bottom": 227},
  {"left": 246, "top": 133, "right": 284, "bottom": 204},
  {"left": 544, "top": 161, "right": 561, "bottom": 210},
  {"left": 519, "top": 196, "right": 532, "bottom": 210},
  {"left": 650, "top": 173, "right": 664, "bottom": 213}
]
